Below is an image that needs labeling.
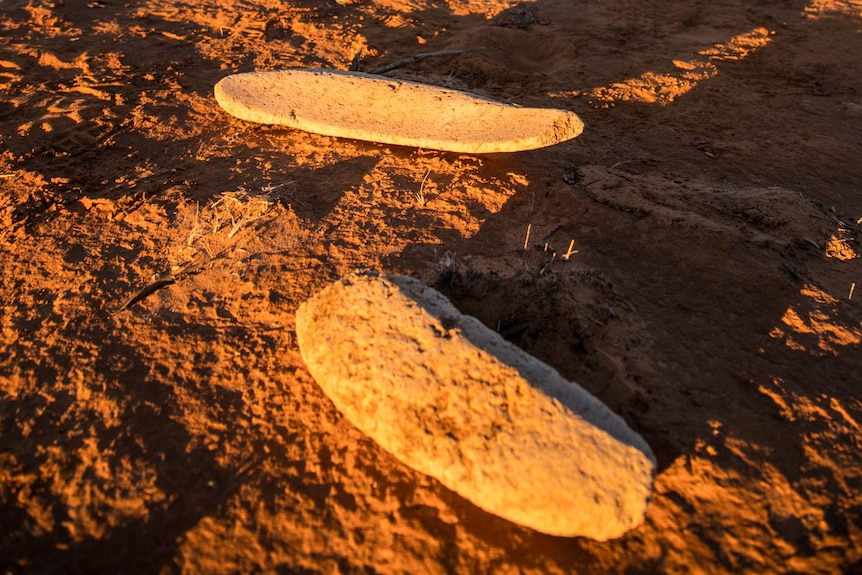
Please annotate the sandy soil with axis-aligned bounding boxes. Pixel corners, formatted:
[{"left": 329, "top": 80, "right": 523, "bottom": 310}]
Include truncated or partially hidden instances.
[{"left": 1, "top": 0, "right": 860, "bottom": 573}]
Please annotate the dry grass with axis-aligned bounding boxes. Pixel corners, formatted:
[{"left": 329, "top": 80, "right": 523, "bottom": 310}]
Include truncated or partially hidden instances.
[
  {"left": 118, "top": 186, "right": 288, "bottom": 312},
  {"left": 414, "top": 169, "right": 432, "bottom": 207},
  {"left": 186, "top": 188, "right": 280, "bottom": 250}
]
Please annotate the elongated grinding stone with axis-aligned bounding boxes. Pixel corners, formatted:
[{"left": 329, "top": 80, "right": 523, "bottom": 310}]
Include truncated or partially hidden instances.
[
  {"left": 295, "top": 272, "right": 655, "bottom": 539},
  {"left": 214, "top": 69, "right": 584, "bottom": 153}
]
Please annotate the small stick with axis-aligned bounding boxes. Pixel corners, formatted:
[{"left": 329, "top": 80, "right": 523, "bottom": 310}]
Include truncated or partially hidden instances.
[
  {"left": 419, "top": 169, "right": 431, "bottom": 192},
  {"left": 115, "top": 255, "right": 213, "bottom": 313},
  {"left": 370, "top": 47, "right": 485, "bottom": 75},
  {"left": 349, "top": 49, "right": 362, "bottom": 72},
  {"left": 563, "top": 239, "right": 577, "bottom": 260},
  {"left": 541, "top": 223, "right": 562, "bottom": 242},
  {"left": 580, "top": 314, "right": 605, "bottom": 327},
  {"left": 850, "top": 282, "right": 856, "bottom": 301},
  {"left": 0, "top": 174, "right": 14, "bottom": 179},
  {"left": 523, "top": 223, "right": 532, "bottom": 250},
  {"left": 115, "top": 276, "right": 177, "bottom": 312},
  {"left": 415, "top": 169, "right": 431, "bottom": 206}
]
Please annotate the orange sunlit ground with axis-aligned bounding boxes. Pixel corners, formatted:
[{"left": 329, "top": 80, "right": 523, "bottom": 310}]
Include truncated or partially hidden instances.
[{"left": 1, "top": 0, "right": 860, "bottom": 573}]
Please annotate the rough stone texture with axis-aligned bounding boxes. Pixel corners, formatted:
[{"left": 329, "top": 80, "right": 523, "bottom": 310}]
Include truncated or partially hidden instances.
[
  {"left": 295, "top": 272, "right": 656, "bottom": 540},
  {"left": 214, "top": 69, "right": 584, "bottom": 153}
]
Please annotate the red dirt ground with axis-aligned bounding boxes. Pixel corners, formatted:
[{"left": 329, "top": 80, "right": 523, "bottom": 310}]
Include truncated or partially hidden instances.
[{"left": 1, "top": 0, "right": 860, "bottom": 573}]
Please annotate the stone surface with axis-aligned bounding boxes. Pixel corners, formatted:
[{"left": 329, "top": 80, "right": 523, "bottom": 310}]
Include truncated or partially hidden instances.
[
  {"left": 295, "top": 272, "right": 656, "bottom": 540},
  {"left": 214, "top": 68, "right": 584, "bottom": 153}
]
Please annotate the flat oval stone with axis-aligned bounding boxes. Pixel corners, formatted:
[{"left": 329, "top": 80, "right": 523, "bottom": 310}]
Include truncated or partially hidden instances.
[
  {"left": 214, "top": 68, "right": 584, "bottom": 153},
  {"left": 295, "top": 272, "right": 656, "bottom": 539}
]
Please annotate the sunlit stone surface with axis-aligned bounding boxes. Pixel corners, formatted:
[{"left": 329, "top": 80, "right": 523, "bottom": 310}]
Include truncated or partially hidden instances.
[
  {"left": 215, "top": 69, "right": 584, "bottom": 153},
  {"left": 296, "top": 272, "right": 655, "bottom": 539}
]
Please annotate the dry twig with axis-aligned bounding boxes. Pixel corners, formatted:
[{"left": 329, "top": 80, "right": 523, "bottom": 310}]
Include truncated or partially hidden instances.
[
  {"left": 117, "top": 188, "right": 280, "bottom": 313},
  {"left": 370, "top": 47, "right": 485, "bottom": 75},
  {"left": 115, "top": 255, "right": 213, "bottom": 313},
  {"left": 415, "top": 169, "right": 432, "bottom": 206}
]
